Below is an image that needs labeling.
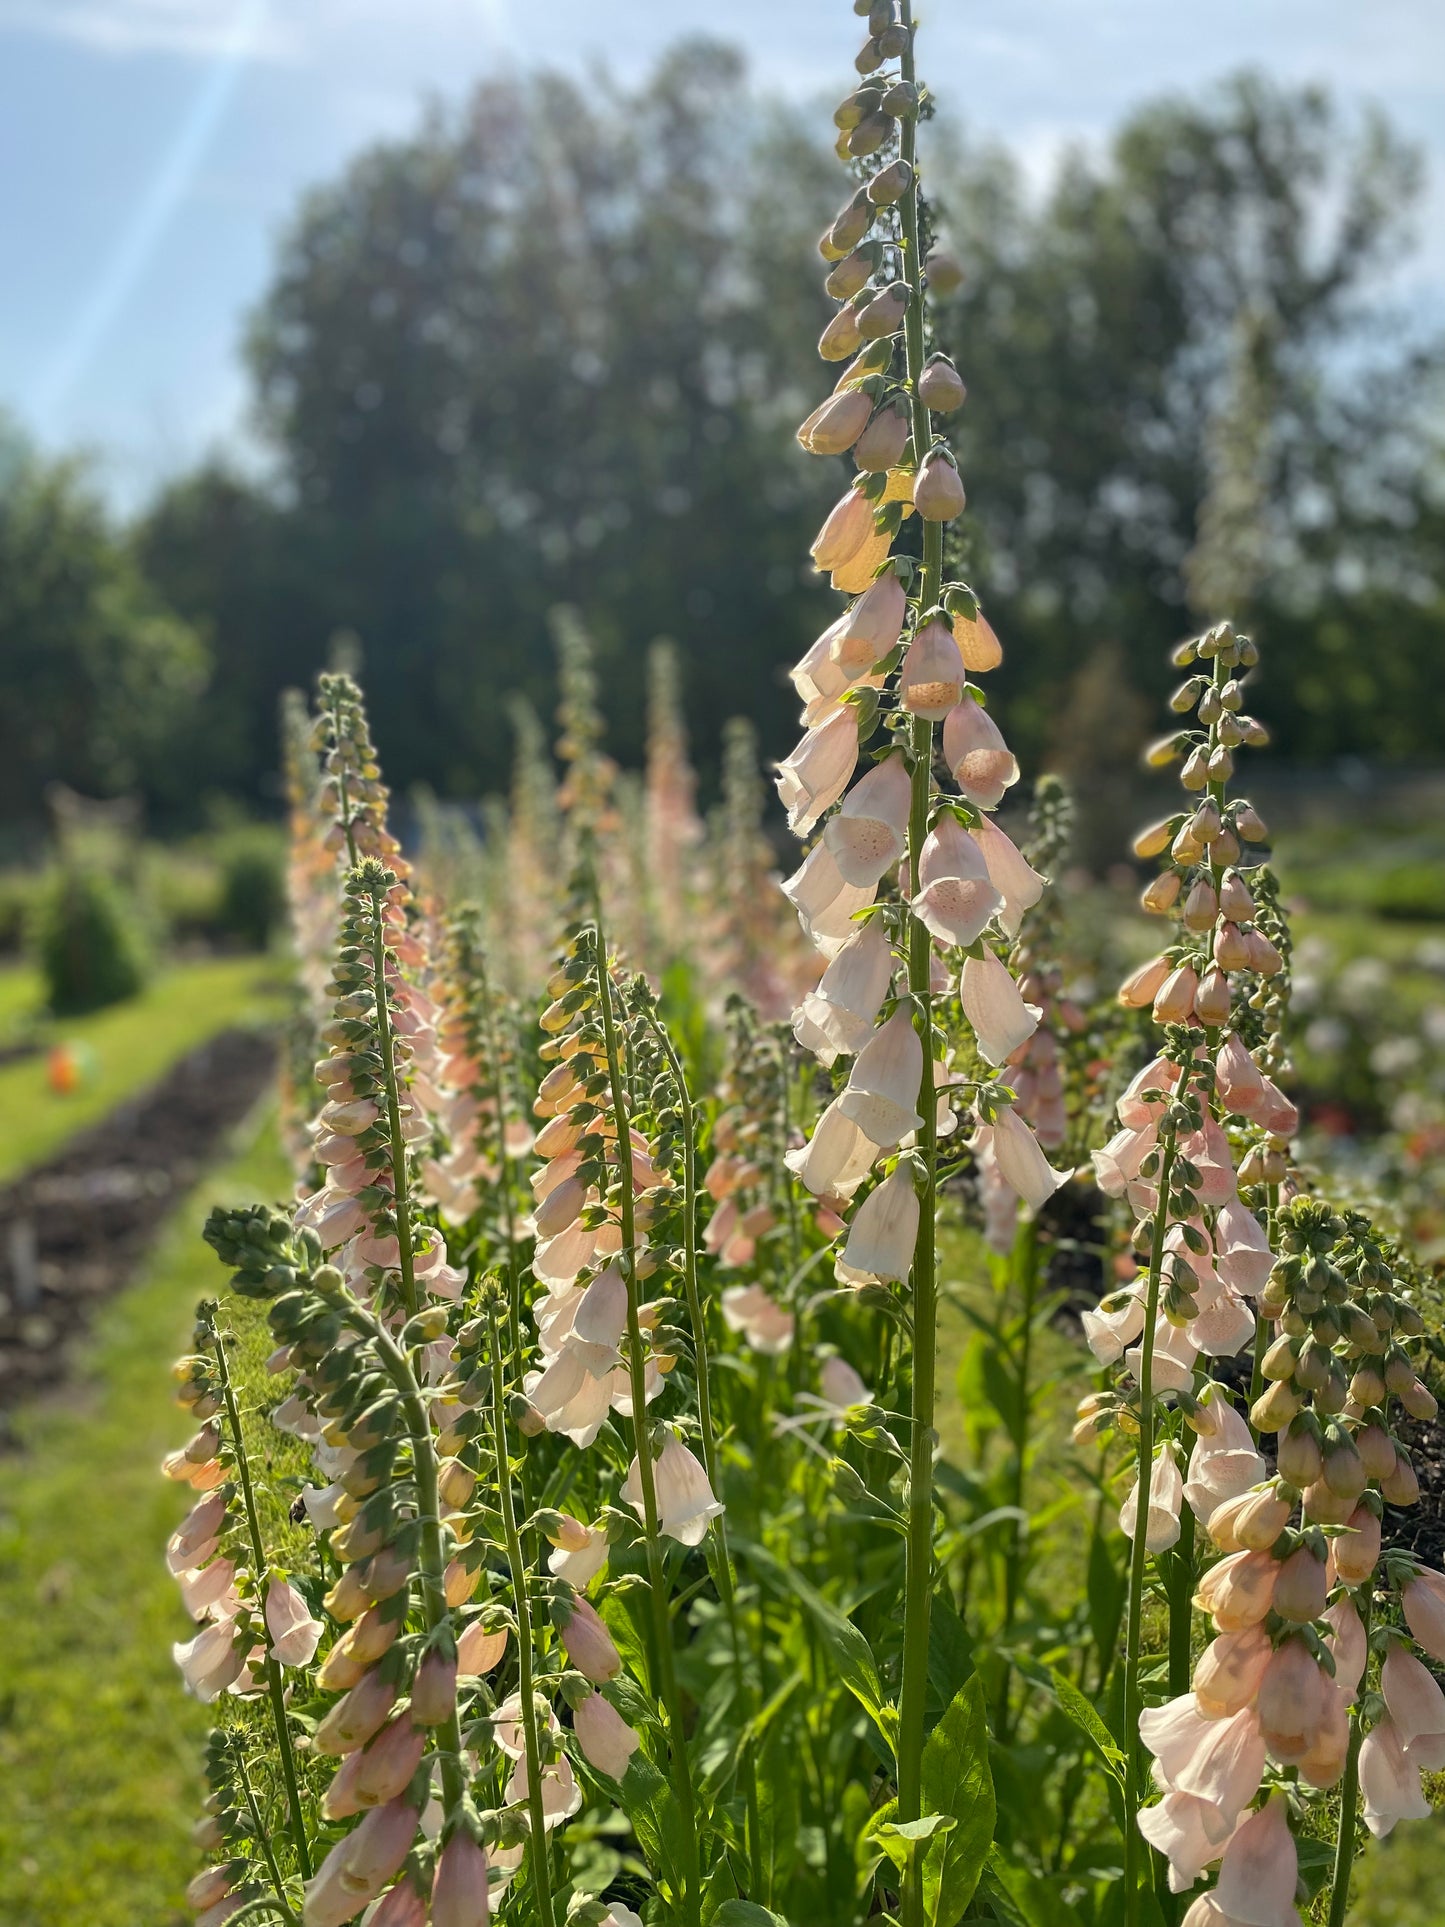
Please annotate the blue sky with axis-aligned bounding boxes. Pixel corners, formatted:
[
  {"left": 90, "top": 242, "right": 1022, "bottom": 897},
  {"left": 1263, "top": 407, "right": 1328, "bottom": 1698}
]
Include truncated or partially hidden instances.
[{"left": 2, "top": 0, "right": 1442, "bottom": 511}]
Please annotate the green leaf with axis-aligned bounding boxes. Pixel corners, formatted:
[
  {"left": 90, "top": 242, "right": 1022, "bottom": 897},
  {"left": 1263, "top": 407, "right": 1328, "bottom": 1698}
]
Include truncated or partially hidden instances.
[
  {"left": 712, "top": 1905, "right": 790, "bottom": 1927},
  {"left": 1049, "top": 1666, "right": 1126, "bottom": 1788},
  {"left": 920, "top": 1676, "right": 995, "bottom": 1927},
  {"left": 978, "top": 1846, "right": 1083, "bottom": 1927},
  {"left": 927, "top": 1589, "right": 975, "bottom": 1717},
  {"left": 740, "top": 1538, "right": 896, "bottom": 1749},
  {"left": 1087, "top": 1526, "right": 1126, "bottom": 1674},
  {"left": 618, "top": 1754, "right": 684, "bottom": 1898}
]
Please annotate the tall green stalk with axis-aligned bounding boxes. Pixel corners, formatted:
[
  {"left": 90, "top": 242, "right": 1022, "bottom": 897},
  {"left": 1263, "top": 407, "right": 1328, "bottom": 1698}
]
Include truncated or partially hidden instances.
[
  {"left": 644, "top": 1006, "right": 764, "bottom": 1894},
  {"left": 1121, "top": 1109, "right": 1182, "bottom": 1927},
  {"left": 1327, "top": 1589, "right": 1371, "bottom": 1927},
  {"left": 487, "top": 1307, "right": 559, "bottom": 1927},
  {"left": 894, "top": 13, "right": 947, "bottom": 1920},
  {"left": 591, "top": 909, "right": 703, "bottom": 1927},
  {"left": 207, "top": 1313, "right": 312, "bottom": 1886}
]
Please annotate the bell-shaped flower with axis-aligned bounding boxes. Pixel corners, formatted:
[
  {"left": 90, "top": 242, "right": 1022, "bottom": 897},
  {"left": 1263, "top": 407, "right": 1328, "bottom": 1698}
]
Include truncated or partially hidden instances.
[
  {"left": 1184, "top": 1406, "right": 1268, "bottom": 1527},
  {"left": 505, "top": 1752, "right": 583, "bottom": 1830},
  {"left": 909, "top": 816, "right": 1000, "bottom": 948},
  {"left": 1119, "top": 1446, "right": 1184, "bottom": 1552},
  {"left": 1116, "top": 1053, "right": 1177, "bottom": 1130},
  {"left": 1213, "top": 1793, "right": 1299, "bottom": 1927},
  {"left": 558, "top": 1598, "right": 621, "bottom": 1683},
  {"left": 971, "top": 817, "right": 1045, "bottom": 937},
  {"left": 314, "top": 1667, "right": 398, "bottom": 1756},
  {"left": 365, "top": 1883, "right": 426, "bottom": 1927},
  {"left": 810, "top": 485, "right": 875, "bottom": 574},
  {"left": 573, "top": 1690, "right": 642, "bottom": 1779},
  {"left": 819, "top": 1355, "right": 870, "bottom": 1412},
  {"left": 838, "top": 1162, "right": 920, "bottom": 1285},
  {"left": 838, "top": 1007, "right": 925, "bottom": 1147},
  {"left": 491, "top": 1690, "right": 562, "bottom": 1761},
  {"left": 1138, "top": 1789, "right": 1236, "bottom": 1893},
  {"left": 899, "top": 618, "right": 966, "bottom": 720},
  {"left": 775, "top": 707, "right": 859, "bottom": 834},
  {"left": 1093, "top": 1123, "right": 1157, "bottom": 1199},
  {"left": 1383, "top": 1643, "right": 1445, "bottom": 1769},
  {"left": 824, "top": 753, "right": 913, "bottom": 886},
  {"left": 980, "top": 1107, "right": 1068, "bottom": 1211},
  {"left": 781, "top": 840, "right": 876, "bottom": 957},
  {"left": 266, "top": 1576, "right": 324, "bottom": 1670},
  {"left": 1214, "top": 1200, "right": 1273, "bottom": 1296},
  {"left": 566, "top": 1264, "right": 628, "bottom": 1373},
  {"left": 960, "top": 950, "right": 1039, "bottom": 1066},
  {"left": 831, "top": 569, "right": 907, "bottom": 674},
  {"left": 1322, "top": 1598, "right": 1368, "bottom": 1702},
  {"left": 430, "top": 1833, "right": 490, "bottom": 1927},
  {"left": 1082, "top": 1285, "right": 1146, "bottom": 1366},
  {"left": 1401, "top": 1569, "right": 1445, "bottom": 1664},
  {"left": 721, "top": 1284, "right": 795, "bottom": 1356},
  {"left": 1188, "top": 1288, "right": 1256, "bottom": 1360},
  {"left": 1215, "top": 1034, "right": 1266, "bottom": 1117},
  {"left": 322, "top": 1718, "right": 427, "bottom": 1820},
  {"left": 456, "top": 1621, "right": 510, "bottom": 1676},
  {"left": 942, "top": 694, "right": 1019, "bottom": 809},
  {"left": 173, "top": 1618, "right": 245, "bottom": 1702},
  {"left": 1193, "top": 1626, "right": 1273, "bottom": 1720},
  {"left": 793, "top": 920, "right": 895, "bottom": 1065},
  {"left": 301, "top": 1800, "right": 420, "bottom": 1927},
  {"left": 1257, "top": 1637, "right": 1335, "bottom": 1763},
  {"left": 623, "top": 1433, "right": 724, "bottom": 1547},
  {"left": 179, "top": 1556, "right": 237, "bottom": 1619},
  {"left": 786, "top": 1095, "right": 877, "bottom": 1198},
  {"left": 1360, "top": 1714, "right": 1433, "bottom": 1836},
  {"left": 1139, "top": 1696, "right": 1266, "bottom": 1832},
  {"left": 1177, "top": 1118, "right": 1238, "bottom": 1208},
  {"left": 1194, "top": 1551, "right": 1279, "bottom": 1632}
]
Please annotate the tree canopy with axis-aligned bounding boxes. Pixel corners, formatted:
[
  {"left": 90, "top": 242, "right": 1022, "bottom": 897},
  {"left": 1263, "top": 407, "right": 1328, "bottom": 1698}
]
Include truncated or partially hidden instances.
[{"left": 115, "top": 49, "right": 1445, "bottom": 819}]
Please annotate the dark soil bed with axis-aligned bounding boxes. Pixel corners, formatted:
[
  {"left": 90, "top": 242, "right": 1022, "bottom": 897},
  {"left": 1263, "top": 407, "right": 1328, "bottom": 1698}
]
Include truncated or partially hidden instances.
[{"left": 0, "top": 1026, "right": 276, "bottom": 1436}]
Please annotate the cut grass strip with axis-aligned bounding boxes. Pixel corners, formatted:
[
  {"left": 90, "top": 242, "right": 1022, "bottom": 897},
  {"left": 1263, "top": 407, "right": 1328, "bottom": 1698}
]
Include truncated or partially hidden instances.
[
  {"left": 0, "top": 955, "right": 286, "bottom": 1185},
  {"left": 0, "top": 1117, "right": 294, "bottom": 1927}
]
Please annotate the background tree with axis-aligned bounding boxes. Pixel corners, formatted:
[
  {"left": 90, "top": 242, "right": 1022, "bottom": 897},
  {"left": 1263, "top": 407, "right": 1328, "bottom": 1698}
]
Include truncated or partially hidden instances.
[
  {"left": 0, "top": 420, "right": 206, "bottom": 840},
  {"left": 133, "top": 53, "right": 1444, "bottom": 822}
]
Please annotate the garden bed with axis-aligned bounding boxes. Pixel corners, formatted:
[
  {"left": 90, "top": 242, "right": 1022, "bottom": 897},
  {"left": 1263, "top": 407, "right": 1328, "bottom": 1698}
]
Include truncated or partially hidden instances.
[{"left": 0, "top": 1026, "right": 277, "bottom": 1433}]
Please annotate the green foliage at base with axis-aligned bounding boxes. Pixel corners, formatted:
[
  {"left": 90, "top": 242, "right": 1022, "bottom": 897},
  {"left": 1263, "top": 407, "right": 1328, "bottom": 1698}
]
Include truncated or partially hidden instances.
[{"left": 0, "top": 1122, "right": 293, "bottom": 1927}]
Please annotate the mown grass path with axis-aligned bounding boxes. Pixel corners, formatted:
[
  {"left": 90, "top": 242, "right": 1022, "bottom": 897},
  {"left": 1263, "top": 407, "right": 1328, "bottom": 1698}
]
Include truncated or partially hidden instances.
[
  {"left": 0, "top": 956, "right": 285, "bottom": 1184},
  {"left": 0, "top": 1120, "right": 292, "bottom": 1927}
]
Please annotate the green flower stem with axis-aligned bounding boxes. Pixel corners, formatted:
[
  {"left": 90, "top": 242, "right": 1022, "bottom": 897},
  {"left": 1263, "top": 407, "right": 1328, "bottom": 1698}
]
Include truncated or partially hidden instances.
[
  {"left": 591, "top": 911, "right": 702, "bottom": 1927},
  {"left": 231, "top": 1734, "right": 300, "bottom": 1925},
  {"left": 1165, "top": 1504, "right": 1196, "bottom": 1697},
  {"left": 207, "top": 1314, "right": 313, "bottom": 1883},
  {"left": 487, "top": 1307, "right": 559, "bottom": 1927},
  {"left": 1327, "top": 1587, "right": 1372, "bottom": 1927},
  {"left": 644, "top": 1006, "right": 764, "bottom": 1896},
  {"left": 361, "top": 875, "right": 419, "bottom": 1320},
  {"left": 895, "top": 13, "right": 946, "bottom": 1918},
  {"left": 1121, "top": 1104, "right": 1183, "bottom": 1927},
  {"left": 342, "top": 1301, "right": 468, "bottom": 1827},
  {"left": 995, "top": 1213, "right": 1040, "bottom": 1746}
]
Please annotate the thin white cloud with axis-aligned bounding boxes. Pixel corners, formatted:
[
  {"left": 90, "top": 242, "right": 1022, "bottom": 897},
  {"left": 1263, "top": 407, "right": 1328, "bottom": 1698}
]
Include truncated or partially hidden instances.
[{"left": 0, "top": 0, "right": 293, "bottom": 59}]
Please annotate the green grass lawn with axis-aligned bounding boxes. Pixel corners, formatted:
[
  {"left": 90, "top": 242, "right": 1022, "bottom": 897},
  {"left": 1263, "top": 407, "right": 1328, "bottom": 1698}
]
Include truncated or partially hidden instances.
[
  {"left": 0, "top": 1119, "right": 295, "bottom": 1927},
  {"left": 0, "top": 954, "right": 286, "bottom": 1185}
]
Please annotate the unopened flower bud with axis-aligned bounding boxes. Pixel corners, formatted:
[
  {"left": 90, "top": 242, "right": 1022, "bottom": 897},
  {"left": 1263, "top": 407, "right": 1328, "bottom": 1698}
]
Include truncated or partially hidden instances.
[
  {"left": 925, "top": 246, "right": 964, "bottom": 295},
  {"left": 854, "top": 398, "right": 911, "bottom": 472},
  {"left": 1194, "top": 968, "right": 1233, "bottom": 1026},
  {"left": 867, "top": 157, "right": 913, "bottom": 205},
  {"left": 918, "top": 354, "right": 966, "bottom": 413},
  {"left": 857, "top": 282, "right": 911, "bottom": 341},
  {"left": 1273, "top": 1543, "right": 1328, "bottom": 1622},
  {"left": 913, "top": 450, "right": 965, "bottom": 523}
]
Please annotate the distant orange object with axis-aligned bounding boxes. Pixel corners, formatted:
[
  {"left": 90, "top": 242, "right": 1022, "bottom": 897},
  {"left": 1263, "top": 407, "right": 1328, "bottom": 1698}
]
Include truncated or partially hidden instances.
[{"left": 47, "top": 1043, "right": 88, "bottom": 1094}]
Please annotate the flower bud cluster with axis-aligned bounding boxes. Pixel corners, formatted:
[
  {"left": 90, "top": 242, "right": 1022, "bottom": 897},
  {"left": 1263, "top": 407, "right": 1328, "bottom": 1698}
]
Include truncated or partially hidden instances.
[{"left": 708, "top": 998, "right": 791, "bottom": 1350}]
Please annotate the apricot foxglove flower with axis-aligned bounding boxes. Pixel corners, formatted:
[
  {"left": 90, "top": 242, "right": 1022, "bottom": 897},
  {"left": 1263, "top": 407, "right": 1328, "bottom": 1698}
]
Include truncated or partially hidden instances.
[
  {"left": 1359, "top": 1714, "right": 1433, "bottom": 1836},
  {"left": 781, "top": 840, "right": 876, "bottom": 957},
  {"left": 978, "top": 1106, "right": 1067, "bottom": 1212},
  {"left": 1382, "top": 1643, "right": 1445, "bottom": 1768},
  {"left": 971, "top": 816, "right": 1045, "bottom": 936},
  {"left": 838, "top": 1006, "right": 925, "bottom": 1147},
  {"left": 824, "top": 752, "right": 913, "bottom": 886},
  {"left": 775, "top": 707, "right": 860, "bottom": 834},
  {"left": 899, "top": 618, "right": 966, "bottom": 720},
  {"left": 430, "top": 1834, "right": 490, "bottom": 1927},
  {"left": 573, "top": 1689, "right": 642, "bottom": 1779},
  {"left": 1213, "top": 1794, "right": 1299, "bottom": 1927},
  {"left": 623, "top": 1433, "right": 723, "bottom": 1547},
  {"left": 960, "top": 950, "right": 1040, "bottom": 1066},
  {"left": 838, "top": 1161, "right": 920, "bottom": 1285},
  {"left": 942, "top": 694, "right": 1019, "bottom": 809},
  {"left": 1119, "top": 1445, "right": 1184, "bottom": 1552},
  {"left": 265, "top": 1576, "right": 323, "bottom": 1669},
  {"left": 793, "top": 919, "right": 896, "bottom": 1065},
  {"left": 909, "top": 815, "right": 1000, "bottom": 948},
  {"left": 302, "top": 1800, "right": 420, "bottom": 1927}
]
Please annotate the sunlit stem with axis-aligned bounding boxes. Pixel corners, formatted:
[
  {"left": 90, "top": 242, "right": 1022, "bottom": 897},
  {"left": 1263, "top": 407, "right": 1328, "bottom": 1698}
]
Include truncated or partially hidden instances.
[
  {"left": 1122, "top": 1098, "right": 1184, "bottom": 1927},
  {"left": 644, "top": 1004, "right": 763, "bottom": 1894},
  {"left": 590, "top": 901, "right": 702, "bottom": 1927},
  {"left": 230, "top": 1733, "right": 299, "bottom": 1926},
  {"left": 895, "top": 10, "right": 946, "bottom": 1925},
  {"left": 362, "top": 875, "right": 418, "bottom": 1320},
  {"left": 207, "top": 1313, "right": 312, "bottom": 1883},
  {"left": 487, "top": 1305, "right": 558, "bottom": 1927},
  {"left": 1327, "top": 1587, "right": 1372, "bottom": 1927}
]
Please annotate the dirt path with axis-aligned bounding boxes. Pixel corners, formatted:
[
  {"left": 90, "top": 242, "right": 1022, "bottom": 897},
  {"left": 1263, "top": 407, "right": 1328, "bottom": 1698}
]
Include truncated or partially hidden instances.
[{"left": 0, "top": 1026, "right": 277, "bottom": 1435}]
